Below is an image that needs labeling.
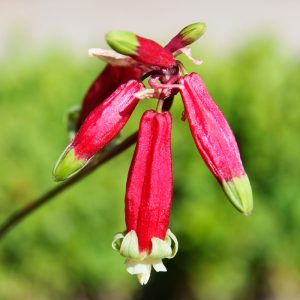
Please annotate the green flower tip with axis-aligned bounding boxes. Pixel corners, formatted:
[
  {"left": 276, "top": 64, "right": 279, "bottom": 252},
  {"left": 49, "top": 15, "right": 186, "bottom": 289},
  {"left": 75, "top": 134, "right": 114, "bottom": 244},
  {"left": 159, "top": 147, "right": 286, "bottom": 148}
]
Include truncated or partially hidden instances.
[
  {"left": 106, "top": 31, "right": 139, "bottom": 56},
  {"left": 179, "top": 22, "right": 206, "bottom": 44},
  {"left": 53, "top": 148, "right": 87, "bottom": 181},
  {"left": 222, "top": 175, "right": 253, "bottom": 216}
]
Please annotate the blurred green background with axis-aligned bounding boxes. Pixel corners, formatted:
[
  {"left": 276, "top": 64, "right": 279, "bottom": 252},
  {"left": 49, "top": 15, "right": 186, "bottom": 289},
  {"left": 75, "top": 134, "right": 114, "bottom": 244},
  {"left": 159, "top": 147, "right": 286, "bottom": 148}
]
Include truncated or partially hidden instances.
[{"left": 1, "top": 35, "right": 300, "bottom": 300}]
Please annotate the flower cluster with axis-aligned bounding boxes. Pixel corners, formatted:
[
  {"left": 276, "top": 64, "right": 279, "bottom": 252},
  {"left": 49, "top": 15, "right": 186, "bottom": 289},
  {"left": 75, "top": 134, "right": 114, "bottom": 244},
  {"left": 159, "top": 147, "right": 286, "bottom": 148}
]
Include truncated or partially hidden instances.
[{"left": 53, "top": 23, "right": 253, "bottom": 285}]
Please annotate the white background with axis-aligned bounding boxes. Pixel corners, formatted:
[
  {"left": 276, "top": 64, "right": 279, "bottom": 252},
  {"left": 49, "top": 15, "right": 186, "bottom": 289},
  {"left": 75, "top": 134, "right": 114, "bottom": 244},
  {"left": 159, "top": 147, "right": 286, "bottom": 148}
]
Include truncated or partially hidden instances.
[{"left": 0, "top": 0, "right": 299, "bottom": 55}]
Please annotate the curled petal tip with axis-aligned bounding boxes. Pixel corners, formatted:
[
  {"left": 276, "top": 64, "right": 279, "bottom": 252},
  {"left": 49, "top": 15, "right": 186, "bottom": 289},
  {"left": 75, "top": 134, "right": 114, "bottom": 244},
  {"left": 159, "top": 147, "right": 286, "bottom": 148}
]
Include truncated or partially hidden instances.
[
  {"left": 106, "top": 31, "right": 139, "bottom": 56},
  {"left": 53, "top": 148, "right": 87, "bottom": 181},
  {"left": 222, "top": 175, "right": 253, "bottom": 216}
]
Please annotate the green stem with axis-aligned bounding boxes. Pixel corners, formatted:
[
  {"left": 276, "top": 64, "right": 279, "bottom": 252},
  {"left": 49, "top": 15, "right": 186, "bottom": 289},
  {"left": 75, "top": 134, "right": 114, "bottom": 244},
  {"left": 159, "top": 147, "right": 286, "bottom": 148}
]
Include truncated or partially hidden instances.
[
  {"left": 156, "top": 99, "right": 164, "bottom": 113},
  {"left": 0, "top": 131, "right": 138, "bottom": 240}
]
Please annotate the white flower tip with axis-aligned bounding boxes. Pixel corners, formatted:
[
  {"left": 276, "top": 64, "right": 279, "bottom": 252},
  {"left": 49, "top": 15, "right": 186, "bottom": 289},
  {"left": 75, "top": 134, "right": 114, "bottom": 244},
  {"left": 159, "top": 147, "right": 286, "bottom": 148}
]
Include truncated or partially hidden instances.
[
  {"left": 112, "top": 229, "right": 178, "bottom": 285},
  {"left": 152, "top": 260, "right": 167, "bottom": 272},
  {"left": 137, "top": 272, "right": 151, "bottom": 285},
  {"left": 88, "top": 48, "right": 100, "bottom": 57},
  {"left": 87, "top": 48, "right": 140, "bottom": 67},
  {"left": 126, "top": 260, "right": 152, "bottom": 285},
  {"left": 125, "top": 258, "right": 167, "bottom": 285},
  {"left": 88, "top": 49, "right": 93, "bottom": 57},
  {"left": 126, "top": 260, "right": 149, "bottom": 275}
]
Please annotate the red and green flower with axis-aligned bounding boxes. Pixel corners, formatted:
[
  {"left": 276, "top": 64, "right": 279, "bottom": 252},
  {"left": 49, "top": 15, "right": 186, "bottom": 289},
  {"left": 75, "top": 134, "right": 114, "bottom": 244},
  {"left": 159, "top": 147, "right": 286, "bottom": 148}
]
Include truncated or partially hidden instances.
[{"left": 53, "top": 22, "right": 253, "bottom": 285}]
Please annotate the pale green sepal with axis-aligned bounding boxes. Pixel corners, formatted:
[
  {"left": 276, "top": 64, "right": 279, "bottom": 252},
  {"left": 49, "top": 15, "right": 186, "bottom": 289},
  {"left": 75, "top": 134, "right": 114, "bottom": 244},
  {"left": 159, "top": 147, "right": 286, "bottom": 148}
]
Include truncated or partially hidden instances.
[
  {"left": 150, "top": 229, "right": 178, "bottom": 259},
  {"left": 179, "top": 22, "right": 206, "bottom": 44},
  {"left": 119, "top": 230, "right": 143, "bottom": 260},
  {"left": 165, "top": 229, "right": 178, "bottom": 258},
  {"left": 150, "top": 237, "right": 172, "bottom": 259},
  {"left": 106, "top": 31, "right": 139, "bottom": 56},
  {"left": 222, "top": 175, "right": 253, "bottom": 216},
  {"left": 53, "top": 148, "right": 87, "bottom": 182},
  {"left": 112, "top": 232, "right": 125, "bottom": 251}
]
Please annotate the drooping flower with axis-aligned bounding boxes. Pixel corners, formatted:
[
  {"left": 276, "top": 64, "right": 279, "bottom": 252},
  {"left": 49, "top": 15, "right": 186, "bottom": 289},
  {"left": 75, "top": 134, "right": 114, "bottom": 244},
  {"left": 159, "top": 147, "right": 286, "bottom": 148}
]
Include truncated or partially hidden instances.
[
  {"left": 53, "top": 22, "right": 253, "bottom": 284},
  {"left": 112, "top": 110, "right": 177, "bottom": 285},
  {"left": 179, "top": 73, "right": 252, "bottom": 215},
  {"left": 53, "top": 80, "right": 144, "bottom": 180}
]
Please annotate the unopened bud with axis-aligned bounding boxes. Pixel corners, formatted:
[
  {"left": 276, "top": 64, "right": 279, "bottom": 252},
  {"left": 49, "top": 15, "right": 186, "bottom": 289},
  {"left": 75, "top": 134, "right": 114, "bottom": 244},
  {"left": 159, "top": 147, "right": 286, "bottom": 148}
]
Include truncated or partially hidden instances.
[
  {"left": 106, "top": 31, "right": 139, "bottom": 56},
  {"left": 53, "top": 148, "right": 86, "bottom": 181},
  {"left": 106, "top": 31, "right": 175, "bottom": 68},
  {"left": 166, "top": 22, "right": 206, "bottom": 53}
]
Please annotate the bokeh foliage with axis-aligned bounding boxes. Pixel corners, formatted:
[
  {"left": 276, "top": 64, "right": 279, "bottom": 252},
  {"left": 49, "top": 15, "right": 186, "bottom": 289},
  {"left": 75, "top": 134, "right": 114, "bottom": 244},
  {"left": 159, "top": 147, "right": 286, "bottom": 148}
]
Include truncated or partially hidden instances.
[{"left": 1, "top": 37, "right": 300, "bottom": 300}]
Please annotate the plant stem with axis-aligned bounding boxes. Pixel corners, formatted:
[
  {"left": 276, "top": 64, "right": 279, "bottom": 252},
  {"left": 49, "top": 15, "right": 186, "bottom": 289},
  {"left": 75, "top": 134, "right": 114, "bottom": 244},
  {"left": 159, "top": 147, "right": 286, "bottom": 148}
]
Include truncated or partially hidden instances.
[
  {"left": 156, "top": 99, "right": 164, "bottom": 113},
  {"left": 0, "top": 131, "right": 138, "bottom": 240}
]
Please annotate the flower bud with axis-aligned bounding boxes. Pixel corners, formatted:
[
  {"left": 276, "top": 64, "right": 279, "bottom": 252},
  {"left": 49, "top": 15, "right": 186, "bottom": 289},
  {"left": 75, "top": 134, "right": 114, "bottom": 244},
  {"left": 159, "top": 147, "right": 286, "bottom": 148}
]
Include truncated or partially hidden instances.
[
  {"left": 179, "top": 73, "right": 253, "bottom": 215},
  {"left": 106, "top": 31, "right": 175, "bottom": 68},
  {"left": 53, "top": 80, "right": 144, "bottom": 181},
  {"left": 112, "top": 110, "right": 178, "bottom": 285},
  {"left": 166, "top": 22, "right": 206, "bottom": 53}
]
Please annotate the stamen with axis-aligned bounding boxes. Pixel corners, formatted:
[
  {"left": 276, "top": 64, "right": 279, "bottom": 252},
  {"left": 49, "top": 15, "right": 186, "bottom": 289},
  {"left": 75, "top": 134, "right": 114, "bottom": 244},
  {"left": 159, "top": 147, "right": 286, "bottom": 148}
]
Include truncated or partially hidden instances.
[
  {"left": 134, "top": 89, "right": 161, "bottom": 99},
  {"left": 174, "top": 47, "right": 203, "bottom": 65},
  {"left": 148, "top": 77, "right": 183, "bottom": 90}
]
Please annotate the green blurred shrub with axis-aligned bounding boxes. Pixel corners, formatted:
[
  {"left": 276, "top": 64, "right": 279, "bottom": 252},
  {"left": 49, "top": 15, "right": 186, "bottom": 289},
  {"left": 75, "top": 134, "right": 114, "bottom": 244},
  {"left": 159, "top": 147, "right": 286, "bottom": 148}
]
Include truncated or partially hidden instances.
[{"left": 0, "top": 37, "right": 300, "bottom": 300}]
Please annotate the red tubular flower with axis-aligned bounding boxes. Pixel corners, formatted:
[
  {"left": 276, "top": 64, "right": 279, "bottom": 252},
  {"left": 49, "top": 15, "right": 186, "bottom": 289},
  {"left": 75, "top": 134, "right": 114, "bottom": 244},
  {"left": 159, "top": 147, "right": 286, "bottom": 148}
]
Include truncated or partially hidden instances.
[
  {"left": 53, "top": 80, "right": 144, "bottom": 181},
  {"left": 54, "top": 22, "right": 254, "bottom": 285},
  {"left": 77, "top": 65, "right": 142, "bottom": 128},
  {"left": 179, "top": 73, "right": 253, "bottom": 215},
  {"left": 112, "top": 110, "right": 178, "bottom": 285},
  {"left": 126, "top": 110, "right": 172, "bottom": 250}
]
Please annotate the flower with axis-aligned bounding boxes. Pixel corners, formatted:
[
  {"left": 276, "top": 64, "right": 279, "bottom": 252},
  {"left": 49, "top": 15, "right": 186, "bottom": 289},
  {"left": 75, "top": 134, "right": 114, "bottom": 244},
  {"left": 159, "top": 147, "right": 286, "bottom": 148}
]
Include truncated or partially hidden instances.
[
  {"left": 179, "top": 73, "right": 253, "bottom": 215},
  {"left": 53, "top": 79, "right": 144, "bottom": 180},
  {"left": 53, "top": 22, "right": 253, "bottom": 284},
  {"left": 112, "top": 110, "right": 177, "bottom": 285}
]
